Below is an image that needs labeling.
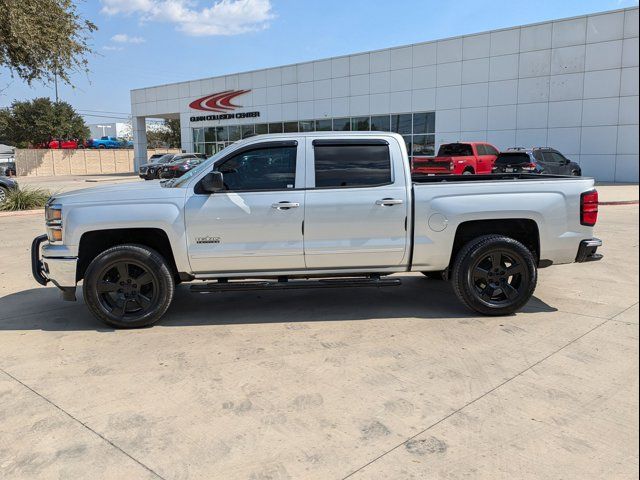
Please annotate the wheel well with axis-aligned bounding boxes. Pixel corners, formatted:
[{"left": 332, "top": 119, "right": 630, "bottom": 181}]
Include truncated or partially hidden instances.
[
  {"left": 449, "top": 219, "right": 540, "bottom": 268},
  {"left": 463, "top": 166, "right": 475, "bottom": 173},
  {"left": 77, "top": 228, "right": 178, "bottom": 281}
]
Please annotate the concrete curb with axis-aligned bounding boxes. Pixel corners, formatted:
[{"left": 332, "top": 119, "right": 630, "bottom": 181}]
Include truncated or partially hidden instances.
[
  {"left": 0, "top": 209, "right": 44, "bottom": 218},
  {"left": 599, "top": 200, "right": 639, "bottom": 206}
]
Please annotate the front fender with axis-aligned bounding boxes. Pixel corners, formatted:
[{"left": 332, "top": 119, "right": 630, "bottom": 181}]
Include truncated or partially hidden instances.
[{"left": 62, "top": 201, "right": 190, "bottom": 272}]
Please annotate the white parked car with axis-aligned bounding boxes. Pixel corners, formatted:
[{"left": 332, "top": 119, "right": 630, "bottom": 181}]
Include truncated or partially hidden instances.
[{"left": 32, "top": 133, "right": 602, "bottom": 328}]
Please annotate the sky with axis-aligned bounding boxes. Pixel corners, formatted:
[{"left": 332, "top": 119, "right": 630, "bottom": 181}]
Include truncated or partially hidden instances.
[{"left": 1, "top": 0, "right": 637, "bottom": 124}]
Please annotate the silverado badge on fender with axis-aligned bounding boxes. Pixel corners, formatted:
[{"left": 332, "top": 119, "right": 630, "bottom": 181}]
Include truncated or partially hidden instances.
[{"left": 196, "top": 236, "right": 221, "bottom": 244}]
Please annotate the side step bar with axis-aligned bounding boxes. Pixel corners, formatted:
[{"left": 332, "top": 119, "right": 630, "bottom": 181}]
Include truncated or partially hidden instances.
[{"left": 190, "top": 276, "right": 402, "bottom": 293}]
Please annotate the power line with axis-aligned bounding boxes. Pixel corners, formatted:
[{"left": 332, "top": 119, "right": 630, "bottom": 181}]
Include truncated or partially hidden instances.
[
  {"left": 77, "top": 109, "right": 132, "bottom": 116},
  {"left": 80, "top": 113, "right": 131, "bottom": 120}
]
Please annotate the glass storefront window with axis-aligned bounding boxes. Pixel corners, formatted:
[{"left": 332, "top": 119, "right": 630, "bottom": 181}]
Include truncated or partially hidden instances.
[
  {"left": 371, "top": 115, "right": 391, "bottom": 131},
  {"left": 191, "top": 111, "right": 435, "bottom": 155},
  {"left": 402, "top": 135, "right": 412, "bottom": 155},
  {"left": 412, "top": 134, "right": 435, "bottom": 156},
  {"left": 228, "top": 125, "right": 241, "bottom": 142},
  {"left": 204, "top": 127, "right": 216, "bottom": 142},
  {"left": 193, "top": 127, "right": 204, "bottom": 144},
  {"left": 413, "top": 112, "right": 435, "bottom": 134},
  {"left": 299, "top": 120, "right": 315, "bottom": 132},
  {"left": 392, "top": 114, "right": 412, "bottom": 135},
  {"left": 283, "top": 121, "right": 298, "bottom": 133},
  {"left": 351, "top": 116, "right": 370, "bottom": 131},
  {"left": 333, "top": 118, "right": 351, "bottom": 131},
  {"left": 216, "top": 126, "right": 229, "bottom": 142},
  {"left": 315, "top": 119, "right": 332, "bottom": 131},
  {"left": 241, "top": 124, "right": 255, "bottom": 139},
  {"left": 268, "top": 122, "right": 283, "bottom": 133}
]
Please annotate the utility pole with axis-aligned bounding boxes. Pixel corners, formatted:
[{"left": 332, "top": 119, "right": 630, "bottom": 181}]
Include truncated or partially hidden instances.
[{"left": 54, "top": 72, "right": 59, "bottom": 103}]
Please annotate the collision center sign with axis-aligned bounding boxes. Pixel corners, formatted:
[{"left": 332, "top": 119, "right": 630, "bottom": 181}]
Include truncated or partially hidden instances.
[{"left": 189, "top": 89, "right": 260, "bottom": 122}]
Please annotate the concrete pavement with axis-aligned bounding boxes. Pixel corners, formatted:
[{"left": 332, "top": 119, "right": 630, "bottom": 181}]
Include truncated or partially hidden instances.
[{"left": 0, "top": 205, "right": 637, "bottom": 479}]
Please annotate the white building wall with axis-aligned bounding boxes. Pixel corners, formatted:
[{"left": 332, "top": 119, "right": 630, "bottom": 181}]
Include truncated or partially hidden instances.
[{"left": 131, "top": 7, "right": 639, "bottom": 181}]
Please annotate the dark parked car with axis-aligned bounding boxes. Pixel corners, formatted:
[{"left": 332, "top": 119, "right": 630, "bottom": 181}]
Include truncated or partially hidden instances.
[
  {"left": 138, "top": 154, "right": 178, "bottom": 180},
  {"left": 159, "top": 154, "right": 207, "bottom": 179},
  {"left": 0, "top": 176, "right": 18, "bottom": 203},
  {"left": 492, "top": 147, "right": 581, "bottom": 176}
]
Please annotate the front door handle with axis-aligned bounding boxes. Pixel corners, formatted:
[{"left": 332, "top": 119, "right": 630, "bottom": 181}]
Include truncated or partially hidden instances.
[
  {"left": 376, "top": 198, "right": 404, "bottom": 206},
  {"left": 272, "top": 201, "right": 300, "bottom": 210}
]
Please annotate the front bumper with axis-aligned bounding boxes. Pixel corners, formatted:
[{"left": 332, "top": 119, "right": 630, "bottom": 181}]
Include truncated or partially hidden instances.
[
  {"left": 575, "top": 238, "right": 603, "bottom": 263},
  {"left": 31, "top": 235, "right": 78, "bottom": 299}
]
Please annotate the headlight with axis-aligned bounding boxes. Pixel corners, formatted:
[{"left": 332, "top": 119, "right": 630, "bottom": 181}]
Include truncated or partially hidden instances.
[
  {"left": 45, "top": 203, "right": 62, "bottom": 224},
  {"left": 45, "top": 204, "right": 62, "bottom": 242}
]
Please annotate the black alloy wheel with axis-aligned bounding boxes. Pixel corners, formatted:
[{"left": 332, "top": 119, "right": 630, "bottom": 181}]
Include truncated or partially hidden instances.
[
  {"left": 83, "top": 244, "right": 175, "bottom": 328},
  {"left": 470, "top": 250, "right": 526, "bottom": 306},
  {"left": 96, "top": 260, "right": 158, "bottom": 319},
  {"left": 452, "top": 235, "right": 537, "bottom": 316}
]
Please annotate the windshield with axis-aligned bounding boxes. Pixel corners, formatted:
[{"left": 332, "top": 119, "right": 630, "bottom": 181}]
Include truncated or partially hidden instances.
[
  {"left": 438, "top": 143, "right": 473, "bottom": 157},
  {"left": 495, "top": 152, "right": 531, "bottom": 165}
]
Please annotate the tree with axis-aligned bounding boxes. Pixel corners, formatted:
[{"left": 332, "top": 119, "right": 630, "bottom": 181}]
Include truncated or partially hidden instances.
[
  {"left": 2, "top": 97, "right": 89, "bottom": 147},
  {"left": 0, "top": 108, "right": 10, "bottom": 144},
  {"left": 146, "top": 119, "right": 181, "bottom": 149},
  {"left": 0, "top": 0, "right": 96, "bottom": 86}
]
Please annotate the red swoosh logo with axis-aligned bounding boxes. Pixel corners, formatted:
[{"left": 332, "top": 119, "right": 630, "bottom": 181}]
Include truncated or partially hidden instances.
[{"left": 189, "top": 90, "right": 251, "bottom": 112}]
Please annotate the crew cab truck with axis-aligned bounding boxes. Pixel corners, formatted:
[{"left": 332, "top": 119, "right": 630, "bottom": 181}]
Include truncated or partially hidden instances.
[
  {"left": 31, "top": 133, "right": 603, "bottom": 328},
  {"left": 412, "top": 142, "right": 499, "bottom": 175}
]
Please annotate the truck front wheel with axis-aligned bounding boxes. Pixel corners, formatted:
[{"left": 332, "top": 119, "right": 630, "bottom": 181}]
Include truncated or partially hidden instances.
[
  {"left": 83, "top": 244, "right": 175, "bottom": 328},
  {"left": 451, "top": 235, "right": 537, "bottom": 316}
]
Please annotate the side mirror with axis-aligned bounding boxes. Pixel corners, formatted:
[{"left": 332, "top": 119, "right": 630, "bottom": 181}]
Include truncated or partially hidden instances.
[{"left": 201, "top": 171, "right": 224, "bottom": 193}]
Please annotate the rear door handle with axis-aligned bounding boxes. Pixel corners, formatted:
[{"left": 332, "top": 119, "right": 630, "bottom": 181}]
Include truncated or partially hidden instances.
[
  {"left": 376, "top": 198, "right": 404, "bottom": 206},
  {"left": 272, "top": 201, "right": 300, "bottom": 210}
]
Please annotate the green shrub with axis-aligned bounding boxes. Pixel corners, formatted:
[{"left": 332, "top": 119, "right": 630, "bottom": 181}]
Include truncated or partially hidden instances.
[{"left": 0, "top": 187, "right": 51, "bottom": 211}]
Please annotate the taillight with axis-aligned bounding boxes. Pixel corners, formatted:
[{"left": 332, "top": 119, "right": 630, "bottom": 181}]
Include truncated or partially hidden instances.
[
  {"left": 449, "top": 160, "right": 454, "bottom": 171},
  {"left": 522, "top": 163, "right": 537, "bottom": 172},
  {"left": 581, "top": 190, "right": 599, "bottom": 226}
]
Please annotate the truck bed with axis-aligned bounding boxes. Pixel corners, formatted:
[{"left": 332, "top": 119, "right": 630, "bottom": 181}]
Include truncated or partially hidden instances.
[
  {"left": 412, "top": 172, "right": 580, "bottom": 183},
  {"left": 409, "top": 173, "right": 596, "bottom": 271}
]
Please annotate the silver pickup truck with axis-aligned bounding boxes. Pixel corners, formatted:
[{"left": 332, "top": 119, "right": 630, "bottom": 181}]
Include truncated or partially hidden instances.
[{"left": 31, "top": 133, "right": 602, "bottom": 328}]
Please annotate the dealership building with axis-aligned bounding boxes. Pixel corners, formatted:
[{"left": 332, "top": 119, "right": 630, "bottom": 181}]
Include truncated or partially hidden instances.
[{"left": 130, "top": 7, "right": 639, "bottom": 182}]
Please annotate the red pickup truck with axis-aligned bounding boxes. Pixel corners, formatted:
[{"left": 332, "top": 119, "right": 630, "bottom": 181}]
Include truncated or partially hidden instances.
[{"left": 412, "top": 142, "right": 500, "bottom": 175}]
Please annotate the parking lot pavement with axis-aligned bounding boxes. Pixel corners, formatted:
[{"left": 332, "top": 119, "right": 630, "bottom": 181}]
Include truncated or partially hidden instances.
[
  {"left": 14, "top": 173, "right": 141, "bottom": 193},
  {"left": 0, "top": 206, "right": 637, "bottom": 479}
]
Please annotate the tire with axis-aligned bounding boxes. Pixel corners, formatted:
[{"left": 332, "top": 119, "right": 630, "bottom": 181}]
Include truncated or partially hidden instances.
[
  {"left": 0, "top": 187, "right": 7, "bottom": 203},
  {"left": 571, "top": 170, "right": 581, "bottom": 176},
  {"left": 98, "top": 145, "right": 105, "bottom": 149},
  {"left": 83, "top": 244, "right": 175, "bottom": 328},
  {"left": 421, "top": 271, "right": 445, "bottom": 280},
  {"left": 462, "top": 169, "right": 474, "bottom": 175},
  {"left": 451, "top": 235, "right": 537, "bottom": 316}
]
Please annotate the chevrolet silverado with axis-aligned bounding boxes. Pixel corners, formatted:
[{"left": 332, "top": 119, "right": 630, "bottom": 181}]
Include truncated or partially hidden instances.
[{"left": 31, "top": 133, "right": 602, "bottom": 328}]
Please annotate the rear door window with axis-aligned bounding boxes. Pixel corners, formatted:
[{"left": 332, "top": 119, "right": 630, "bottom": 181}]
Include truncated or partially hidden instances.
[
  {"left": 313, "top": 143, "right": 391, "bottom": 188},
  {"left": 437, "top": 143, "right": 473, "bottom": 156},
  {"left": 542, "top": 152, "right": 560, "bottom": 164},
  {"left": 485, "top": 145, "right": 499, "bottom": 156}
]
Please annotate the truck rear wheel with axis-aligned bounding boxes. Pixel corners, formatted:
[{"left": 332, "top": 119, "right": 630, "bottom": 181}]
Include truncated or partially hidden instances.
[
  {"left": 451, "top": 235, "right": 537, "bottom": 316},
  {"left": 83, "top": 244, "right": 175, "bottom": 328}
]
